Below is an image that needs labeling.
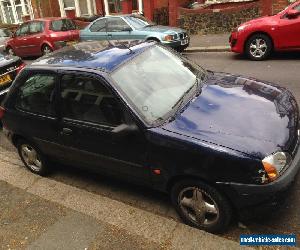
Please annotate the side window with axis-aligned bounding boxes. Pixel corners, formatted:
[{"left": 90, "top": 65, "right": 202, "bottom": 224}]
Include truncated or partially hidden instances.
[
  {"left": 18, "top": 23, "right": 30, "bottom": 36},
  {"left": 107, "top": 18, "right": 130, "bottom": 32},
  {"left": 90, "top": 18, "right": 106, "bottom": 32},
  {"left": 294, "top": 4, "right": 300, "bottom": 11},
  {"left": 15, "top": 74, "right": 56, "bottom": 116},
  {"left": 60, "top": 74, "right": 124, "bottom": 126},
  {"left": 30, "top": 22, "right": 44, "bottom": 34}
]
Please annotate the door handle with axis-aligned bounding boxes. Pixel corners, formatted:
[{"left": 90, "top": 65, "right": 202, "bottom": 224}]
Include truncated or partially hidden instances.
[
  {"left": 107, "top": 34, "right": 112, "bottom": 37},
  {"left": 60, "top": 128, "right": 73, "bottom": 136}
]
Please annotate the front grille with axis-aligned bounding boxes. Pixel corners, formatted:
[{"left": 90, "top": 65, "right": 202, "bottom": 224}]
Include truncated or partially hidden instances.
[
  {"left": 179, "top": 32, "right": 188, "bottom": 40},
  {"left": 0, "top": 59, "right": 22, "bottom": 92}
]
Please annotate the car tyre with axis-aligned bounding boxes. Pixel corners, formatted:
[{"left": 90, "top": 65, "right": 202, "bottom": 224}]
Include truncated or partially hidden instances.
[
  {"left": 171, "top": 179, "right": 232, "bottom": 233},
  {"left": 245, "top": 34, "right": 272, "bottom": 61},
  {"left": 42, "top": 44, "right": 53, "bottom": 56},
  {"left": 17, "top": 139, "right": 49, "bottom": 176},
  {"left": 6, "top": 46, "right": 15, "bottom": 56}
]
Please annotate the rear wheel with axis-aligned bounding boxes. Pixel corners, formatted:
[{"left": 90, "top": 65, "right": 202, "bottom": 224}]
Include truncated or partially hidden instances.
[
  {"left": 245, "top": 34, "right": 272, "bottom": 61},
  {"left": 41, "top": 44, "right": 53, "bottom": 56},
  {"left": 171, "top": 179, "right": 232, "bottom": 233},
  {"left": 17, "top": 139, "right": 49, "bottom": 176}
]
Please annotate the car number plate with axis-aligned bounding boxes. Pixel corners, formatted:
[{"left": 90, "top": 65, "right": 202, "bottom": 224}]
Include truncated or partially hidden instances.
[
  {"left": 181, "top": 39, "right": 189, "bottom": 45},
  {"left": 0, "top": 74, "right": 11, "bottom": 86}
]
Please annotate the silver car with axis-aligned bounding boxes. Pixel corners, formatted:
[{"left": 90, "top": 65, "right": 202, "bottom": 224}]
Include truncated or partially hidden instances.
[{"left": 80, "top": 14, "right": 189, "bottom": 51}]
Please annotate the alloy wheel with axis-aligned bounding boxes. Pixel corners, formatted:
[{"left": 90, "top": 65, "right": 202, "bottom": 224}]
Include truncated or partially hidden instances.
[
  {"left": 42, "top": 46, "right": 52, "bottom": 55},
  {"left": 249, "top": 38, "right": 268, "bottom": 59},
  {"left": 178, "top": 186, "right": 219, "bottom": 226},
  {"left": 20, "top": 144, "right": 42, "bottom": 172}
]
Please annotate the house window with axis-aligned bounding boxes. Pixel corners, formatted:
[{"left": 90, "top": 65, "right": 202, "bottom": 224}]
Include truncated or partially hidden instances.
[
  {"left": 108, "top": 0, "right": 122, "bottom": 13},
  {"left": 0, "top": 0, "right": 32, "bottom": 24},
  {"left": 63, "top": 0, "right": 75, "bottom": 8}
]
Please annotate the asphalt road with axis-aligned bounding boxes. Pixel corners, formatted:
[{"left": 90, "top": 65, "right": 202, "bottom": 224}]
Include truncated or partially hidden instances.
[{"left": 3, "top": 52, "right": 300, "bottom": 244}]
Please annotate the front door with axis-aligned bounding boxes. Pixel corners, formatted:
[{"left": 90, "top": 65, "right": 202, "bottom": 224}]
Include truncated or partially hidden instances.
[
  {"left": 278, "top": 4, "right": 300, "bottom": 49},
  {"left": 24, "top": 21, "right": 44, "bottom": 56},
  {"left": 13, "top": 23, "right": 31, "bottom": 56},
  {"left": 58, "top": 71, "right": 150, "bottom": 183}
]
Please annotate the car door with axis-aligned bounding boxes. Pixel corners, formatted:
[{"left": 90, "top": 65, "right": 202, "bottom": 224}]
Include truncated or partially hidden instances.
[
  {"left": 278, "top": 4, "right": 300, "bottom": 49},
  {"left": 25, "top": 21, "right": 45, "bottom": 56},
  {"left": 82, "top": 18, "right": 108, "bottom": 41},
  {"left": 58, "top": 71, "right": 150, "bottom": 183},
  {"left": 13, "top": 23, "right": 31, "bottom": 56},
  {"left": 106, "top": 17, "right": 134, "bottom": 40},
  {"left": 13, "top": 70, "right": 64, "bottom": 160}
]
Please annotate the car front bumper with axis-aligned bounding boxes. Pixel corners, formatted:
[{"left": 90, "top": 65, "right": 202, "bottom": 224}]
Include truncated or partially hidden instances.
[
  {"left": 217, "top": 146, "right": 300, "bottom": 211},
  {"left": 162, "top": 38, "right": 190, "bottom": 49},
  {"left": 229, "top": 31, "right": 244, "bottom": 54}
]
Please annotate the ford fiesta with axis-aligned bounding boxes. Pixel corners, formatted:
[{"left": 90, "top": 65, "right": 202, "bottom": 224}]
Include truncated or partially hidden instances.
[{"left": 1, "top": 41, "right": 300, "bottom": 233}]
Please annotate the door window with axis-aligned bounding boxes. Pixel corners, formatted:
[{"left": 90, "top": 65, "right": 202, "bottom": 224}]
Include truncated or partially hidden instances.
[
  {"left": 294, "top": 4, "right": 300, "bottom": 11},
  {"left": 15, "top": 73, "right": 56, "bottom": 116},
  {"left": 107, "top": 18, "right": 130, "bottom": 32},
  {"left": 29, "top": 21, "right": 44, "bottom": 34},
  {"left": 90, "top": 18, "right": 106, "bottom": 32},
  {"left": 17, "top": 23, "right": 30, "bottom": 36},
  {"left": 60, "top": 74, "right": 124, "bottom": 126}
]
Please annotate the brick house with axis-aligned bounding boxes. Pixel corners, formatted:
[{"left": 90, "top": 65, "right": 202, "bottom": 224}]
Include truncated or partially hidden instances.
[{"left": 0, "top": 0, "right": 296, "bottom": 28}]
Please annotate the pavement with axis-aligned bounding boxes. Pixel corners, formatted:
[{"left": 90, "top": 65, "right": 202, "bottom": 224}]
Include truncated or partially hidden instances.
[{"left": 188, "top": 33, "right": 231, "bottom": 52}]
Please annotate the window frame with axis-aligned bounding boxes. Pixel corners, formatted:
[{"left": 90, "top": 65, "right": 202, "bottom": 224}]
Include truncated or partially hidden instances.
[
  {"left": 106, "top": 17, "right": 131, "bottom": 32},
  {"left": 14, "top": 70, "right": 59, "bottom": 118},
  {"left": 57, "top": 70, "right": 129, "bottom": 130},
  {"left": 89, "top": 18, "right": 107, "bottom": 32}
]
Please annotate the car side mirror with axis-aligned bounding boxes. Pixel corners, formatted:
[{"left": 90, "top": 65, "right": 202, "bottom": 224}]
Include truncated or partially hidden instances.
[
  {"left": 286, "top": 9, "right": 300, "bottom": 18},
  {"left": 122, "top": 27, "right": 132, "bottom": 32},
  {"left": 112, "top": 123, "right": 138, "bottom": 136}
]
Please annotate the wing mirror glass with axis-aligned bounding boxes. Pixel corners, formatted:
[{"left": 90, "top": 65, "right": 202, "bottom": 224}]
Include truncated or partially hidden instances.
[{"left": 122, "top": 27, "right": 132, "bottom": 32}]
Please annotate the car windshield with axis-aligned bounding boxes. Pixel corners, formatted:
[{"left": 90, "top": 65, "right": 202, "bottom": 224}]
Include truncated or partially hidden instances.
[
  {"left": 124, "top": 15, "right": 155, "bottom": 29},
  {"left": 0, "top": 28, "right": 11, "bottom": 37},
  {"left": 50, "top": 19, "right": 76, "bottom": 31},
  {"left": 111, "top": 45, "right": 206, "bottom": 125}
]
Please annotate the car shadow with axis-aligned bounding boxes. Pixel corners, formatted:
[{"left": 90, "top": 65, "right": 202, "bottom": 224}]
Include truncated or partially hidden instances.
[{"left": 231, "top": 51, "right": 300, "bottom": 61}]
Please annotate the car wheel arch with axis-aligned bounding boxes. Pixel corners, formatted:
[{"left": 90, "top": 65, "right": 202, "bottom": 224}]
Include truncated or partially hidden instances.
[
  {"left": 166, "top": 175, "right": 238, "bottom": 211},
  {"left": 41, "top": 42, "right": 53, "bottom": 52},
  {"left": 244, "top": 31, "right": 274, "bottom": 53},
  {"left": 146, "top": 37, "right": 160, "bottom": 43}
]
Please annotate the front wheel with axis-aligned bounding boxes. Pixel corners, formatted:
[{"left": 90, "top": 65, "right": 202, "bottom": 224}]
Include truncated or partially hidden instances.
[
  {"left": 42, "top": 44, "right": 53, "bottom": 56},
  {"left": 171, "top": 179, "right": 232, "bottom": 233},
  {"left": 245, "top": 34, "right": 272, "bottom": 61}
]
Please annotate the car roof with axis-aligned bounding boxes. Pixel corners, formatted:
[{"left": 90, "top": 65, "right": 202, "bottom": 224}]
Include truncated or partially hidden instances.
[
  {"left": 25, "top": 17, "right": 72, "bottom": 23},
  {"left": 31, "top": 41, "right": 153, "bottom": 72}
]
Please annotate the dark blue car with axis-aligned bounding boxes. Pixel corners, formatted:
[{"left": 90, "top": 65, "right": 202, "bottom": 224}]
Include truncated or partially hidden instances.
[{"left": 1, "top": 41, "right": 300, "bottom": 233}]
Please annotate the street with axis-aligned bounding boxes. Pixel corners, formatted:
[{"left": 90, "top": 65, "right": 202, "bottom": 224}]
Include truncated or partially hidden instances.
[{"left": 1, "top": 51, "right": 300, "bottom": 247}]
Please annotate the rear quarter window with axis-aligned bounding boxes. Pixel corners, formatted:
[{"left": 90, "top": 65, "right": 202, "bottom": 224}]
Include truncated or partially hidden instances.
[{"left": 50, "top": 19, "right": 76, "bottom": 31}]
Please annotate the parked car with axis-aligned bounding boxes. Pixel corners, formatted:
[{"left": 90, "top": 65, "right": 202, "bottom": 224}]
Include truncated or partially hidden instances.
[
  {"left": 230, "top": 0, "right": 300, "bottom": 60},
  {"left": 80, "top": 15, "right": 189, "bottom": 51},
  {"left": 0, "top": 53, "right": 25, "bottom": 102},
  {"left": 1, "top": 41, "right": 300, "bottom": 233},
  {"left": 5, "top": 18, "right": 79, "bottom": 57},
  {"left": 0, "top": 28, "right": 12, "bottom": 53}
]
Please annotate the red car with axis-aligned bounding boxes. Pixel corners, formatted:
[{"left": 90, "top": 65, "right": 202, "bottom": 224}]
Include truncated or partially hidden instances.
[
  {"left": 6, "top": 18, "right": 79, "bottom": 57},
  {"left": 230, "top": 1, "right": 300, "bottom": 60}
]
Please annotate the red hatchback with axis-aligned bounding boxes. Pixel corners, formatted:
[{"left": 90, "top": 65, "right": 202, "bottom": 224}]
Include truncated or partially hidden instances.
[
  {"left": 230, "top": 1, "right": 300, "bottom": 60},
  {"left": 6, "top": 18, "right": 79, "bottom": 57}
]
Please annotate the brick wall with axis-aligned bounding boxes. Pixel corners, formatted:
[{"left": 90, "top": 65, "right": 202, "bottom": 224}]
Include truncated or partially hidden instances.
[
  {"left": 179, "top": 1, "right": 261, "bottom": 34},
  {"left": 272, "top": 0, "right": 289, "bottom": 14}
]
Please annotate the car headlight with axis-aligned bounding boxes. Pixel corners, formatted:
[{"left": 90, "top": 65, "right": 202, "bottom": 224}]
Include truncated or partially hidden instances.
[
  {"left": 163, "top": 35, "right": 174, "bottom": 41},
  {"left": 262, "top": 152, "right": 290, "bottom": 182},
  {"left": 237, "top": 24, "right": 249, "bottom": 32}
]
